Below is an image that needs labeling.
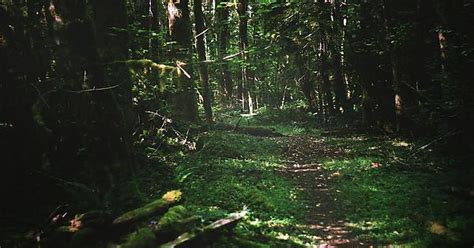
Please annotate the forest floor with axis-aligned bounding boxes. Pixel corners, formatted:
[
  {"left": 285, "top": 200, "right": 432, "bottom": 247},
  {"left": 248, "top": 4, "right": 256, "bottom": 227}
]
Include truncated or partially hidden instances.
[
  {"left": 2, "top": 110, "right": 473, "bottom": 248},
  {"left": 276, "top": 135, "right": 360, "bottom": 247},
  {"left": 174, "top": 109, "right": 474, "bottom": 247}
]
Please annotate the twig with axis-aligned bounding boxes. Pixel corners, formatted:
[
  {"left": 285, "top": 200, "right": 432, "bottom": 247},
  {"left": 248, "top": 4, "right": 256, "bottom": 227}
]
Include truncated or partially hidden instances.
[
  {"left": 195, "top": 28, "right": 209, "bottom": 39},
  {"left": 67, "top": 84, "right": 120, "bottom": 93},
  {"left": 176, "top": 62, "right": 191, "bottom": 79},
  {"left": 408, "top": 130, "right": 459, "bottom": 158},
  {"left": 30, "top": 83, "right": 51, "bottom": 109},
  {"left": 223, "top": 51, "right": 245, "bottom": 60}
]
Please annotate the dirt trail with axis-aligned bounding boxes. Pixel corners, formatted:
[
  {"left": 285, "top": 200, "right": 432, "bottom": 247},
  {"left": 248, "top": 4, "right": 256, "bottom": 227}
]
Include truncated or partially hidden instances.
[{"left": 274, "top": 136, "right": 361, "bottom": 247}]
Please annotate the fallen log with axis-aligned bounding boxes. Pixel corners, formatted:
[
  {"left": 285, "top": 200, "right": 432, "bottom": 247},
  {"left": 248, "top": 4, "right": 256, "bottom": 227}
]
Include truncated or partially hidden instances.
[
  {"left": 160, "top": 208, "right": 247, "bottom": 248},
  {"left": 152, "top": 205, "right": 201, "bottom": 243},
  {"left": 112, "top": 190, "right": 182, "bottom": 228}
]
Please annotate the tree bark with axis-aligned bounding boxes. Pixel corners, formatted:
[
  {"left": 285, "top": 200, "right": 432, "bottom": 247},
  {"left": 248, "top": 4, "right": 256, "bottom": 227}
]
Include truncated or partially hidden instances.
[
  {"left": 167, "top": 0, "right": 199, "bottom": 123},
  {"left": 237, "top": 0, "right": 251, "bottom": 113},
  {"left": 216, "top": 0, "right": 234, "bottom": 101},
  {"left": 320, "top": 36, "right": 334, "bottom": 117},
  {"left": 194, "top": 0, "right": 213, "bottom": 124},
  {"left": 45, "top": 0, "right": 135, "bottom": 188},
  {"left": 330, "top": 0, "right": 350, "bottom": 114},
  {"left": 296, "top": 54, "right": 317, "bottom": 112}
]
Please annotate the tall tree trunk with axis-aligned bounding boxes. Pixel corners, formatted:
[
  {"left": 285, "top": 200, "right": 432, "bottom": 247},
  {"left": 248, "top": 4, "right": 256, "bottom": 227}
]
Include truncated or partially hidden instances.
[
  {"left": 320, "top": 36, "right": 334, "bottom": 116},
  {"left": 216, "top": 0, "right": 233, "bottom": 102},
  {"left": 167, "top": 0, "right": 199, "bottom": 122},
  {"left": 94, "top": 0, "right": 135, "bottom": 174},
  {"left": 150, "top": 0, "right": 164, "bottom": 60},
  {"left": 296, "top": 54, "right": 317, "bottom": 112},
  {"left": 382, "top": 0, "right": 402, "bottom": 132},
  {"left": 194, "top": 0, "right": 213, "bottom": 124},
  {"left": 383, "top": 0, "right": 416, "bottom": 132},
  {"left": 356, "top": 1, "right": 375, "bottom": 126},
  {"left": 237, "top": 0, "right": 251, "bottom": 113},
  {"left": 434, "top": 0, "right": 474, "bottom": 155},
  {"left": 46, "top": 0, "right": 134, "bottom": 189},
  {"left": 330, "top": 0, "right": 350, "bottom": 114}
]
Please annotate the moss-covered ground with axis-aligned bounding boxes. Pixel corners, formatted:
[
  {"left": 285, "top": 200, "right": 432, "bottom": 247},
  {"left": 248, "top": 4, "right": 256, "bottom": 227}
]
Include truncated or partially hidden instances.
[{"left": 168, "top": 108, "right": 474, "bottom": 247}]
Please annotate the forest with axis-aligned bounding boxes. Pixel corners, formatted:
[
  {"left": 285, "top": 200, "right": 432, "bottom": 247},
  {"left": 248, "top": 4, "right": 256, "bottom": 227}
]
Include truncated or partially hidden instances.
[{"left": 1, "top": 0, "right": 473, "bottom": 247}]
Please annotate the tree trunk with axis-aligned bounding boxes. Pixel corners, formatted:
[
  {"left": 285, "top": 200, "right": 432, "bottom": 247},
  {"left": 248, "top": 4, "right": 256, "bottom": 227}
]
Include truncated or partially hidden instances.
[
  {"left": 46, "top": 0, "right": 135, "bottom": 189},
  {"left": 150, "top": 0, "right": 164, "bottom": 60},
  {"left": 330, "top": 0, "right": 350, "bottom": 114},
  {"left": 167, "top": 0, "right": 199, "bottom": 123},
  {"left": 296, "top": 54, "right": 317, "bottom": 112},
  {"left": 357, "top": 1, "right": 375, "bottom": 126},
  {"left": 216, "top": 0, "right": 234, "bottom": 102},
  {"left": 320, "top": 37, "right": 334, "bottom": 117},
  {"left": 194, "top": 0, "right": 213, "bottom": 124},
  {"left": 237, "top": 0, "right": 251, "bottom": 113}
]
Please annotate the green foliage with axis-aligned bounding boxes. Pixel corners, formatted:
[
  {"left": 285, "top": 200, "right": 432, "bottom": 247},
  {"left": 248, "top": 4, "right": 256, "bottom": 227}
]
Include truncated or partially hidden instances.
[
  {"left": 319, "top": 133, "right": 474, "bottom": 246},
  {"left": 197, "top": 131, "right": 281, "bottom": 161},
  {"left": 123, "top": 228, "right": 157, "bottom": 248},
  {"left": 156, "top": 205, "right": 191, "bottom": 227},
  {"left": 215, "top": 107, "right": 321, "bottom": 136},
  {"left": 175, "top": 131, "right": 307, "bottom": 246}
]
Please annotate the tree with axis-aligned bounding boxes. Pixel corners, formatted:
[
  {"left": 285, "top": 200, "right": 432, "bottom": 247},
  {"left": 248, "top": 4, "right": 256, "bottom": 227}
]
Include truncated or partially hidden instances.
[
  {"left": 216, "top": 0, "right": 234, "bottom": 101},
  {"left": 237, "top": 0, "right": 252, "bottom": 113},
  {"left": 167, "top": 0, "right": 199, "bottom": 123},
  {"left": 194, "top": 0, "right": 213, "bottom": 124}
]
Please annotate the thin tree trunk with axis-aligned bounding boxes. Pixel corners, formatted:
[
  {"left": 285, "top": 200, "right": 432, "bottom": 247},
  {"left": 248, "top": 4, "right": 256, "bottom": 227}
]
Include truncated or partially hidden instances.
[
  {"left": 320, "top": 36, "right": 334, "bottom": 116},
  {"left": 382, "top": 0, "right": 401, "bottom": 131},
  {"left": 194, "top": 0, "right": 213, "bottom": 124},
  {"left": 238, "top": 0, "right": 250, "bottom": 113},
  {"left": 296, "top": 54, "right": 317, "bottom": 112},
  {"left": 330, "top": 0, "right": 350, "bottom": 114},
  {"left": 216, "top": 0, "right": 233, "bottom": 101},
  {"left": 357, "top": 1, "right": 375, "bottom": 125}
]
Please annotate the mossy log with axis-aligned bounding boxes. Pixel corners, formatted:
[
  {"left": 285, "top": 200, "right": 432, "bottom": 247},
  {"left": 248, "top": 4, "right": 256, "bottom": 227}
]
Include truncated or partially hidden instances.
[
  {"left": 121, "top": 227, "right": 157, "bottom": 248},
  {"left": 152, "top": 205, "right": 201, "bottom": 243},
  {"left": 160, "top": 209, "right": 246, "bottom": 248},
  {"left": 112, "top": 190, "right": 182, "bottom": 227},
  {"left": 154, "top": 216, "right": 201, "bottom": 243}
]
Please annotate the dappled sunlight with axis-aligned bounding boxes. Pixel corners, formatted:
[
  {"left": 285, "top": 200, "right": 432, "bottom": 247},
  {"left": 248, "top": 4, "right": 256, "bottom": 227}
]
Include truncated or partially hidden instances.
[{"left": 3, "top": 0, "right": 473, "bottom": 246}]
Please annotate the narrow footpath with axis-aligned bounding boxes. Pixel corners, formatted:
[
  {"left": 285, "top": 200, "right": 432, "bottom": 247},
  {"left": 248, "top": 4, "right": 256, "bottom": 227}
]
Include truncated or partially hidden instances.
[{"left": 274, "top": 136, "right": 361, "bottom": 247}]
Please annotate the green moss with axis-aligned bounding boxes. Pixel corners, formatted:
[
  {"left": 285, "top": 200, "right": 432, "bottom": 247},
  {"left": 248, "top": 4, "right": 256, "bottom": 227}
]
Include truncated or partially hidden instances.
[
  {"left": 113, "top": 190, "right": 182, "bottom": 225},
  {"left": 197, "top": 131, "right": 282, "bottom": 162},
  {"left": 157, "top": 205, "right": 190, "bottom": 226},
  {"left": 318, "top": 133, "right": 474, "bottom": 246},
  {"left": 175, "top": 130, "right": 306, "bottom": 247},
  {"left": 122, "top": 228, "right": 156, "bottom": 248}
]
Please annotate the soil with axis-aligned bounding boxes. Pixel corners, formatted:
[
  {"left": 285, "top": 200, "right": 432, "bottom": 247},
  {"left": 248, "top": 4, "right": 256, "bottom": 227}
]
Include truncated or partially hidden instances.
[{"left": 274, "top": 136, "right": 363, "bottom": 247}]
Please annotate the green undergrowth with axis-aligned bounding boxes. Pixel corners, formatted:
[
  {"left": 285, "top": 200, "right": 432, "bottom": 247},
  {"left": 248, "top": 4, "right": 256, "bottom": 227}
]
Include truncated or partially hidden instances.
[
  {"left": 175, "top": 131, "right": 308, "bottom": 247},
  {"left": 215, "top": 107, "right": 321, "bottom": 136},
  {"left": 319, "top": 134, "right": 474, "bottom": 247},
  {"left": 141, "top": 108, "right": 473, "bottom": 247}
]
